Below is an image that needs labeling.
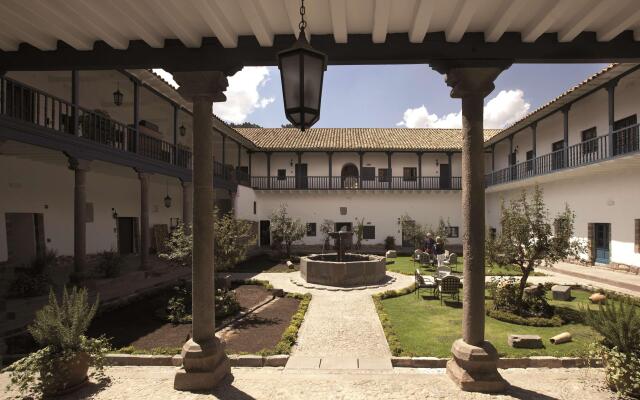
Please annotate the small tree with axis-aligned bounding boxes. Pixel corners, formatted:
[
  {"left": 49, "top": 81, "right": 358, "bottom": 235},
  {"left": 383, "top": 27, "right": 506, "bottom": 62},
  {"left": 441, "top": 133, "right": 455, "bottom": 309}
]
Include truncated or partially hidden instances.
[
  {"left": 270, "top": 204, "right": 306, "bottom": 259},
  {"left": 400, "top": 214, "right": 425, "bottom": 249},
  {"left": 160, "top": 208, "right": 255, "bottom": 270},
  {"left": 214, "top": 209, "right": 255, "bottom": 271},
  {"left": 353, "top": 217, "right": 366, "bottom": 250},
  {"left": 435, "top": 217, "right": 450, "bottom": 244},
  {"left": 487, "top": 186, "right": 584, "bottom": 313},
  {"left": 319, "top": 219, "right": 334, "bottom": 249}
]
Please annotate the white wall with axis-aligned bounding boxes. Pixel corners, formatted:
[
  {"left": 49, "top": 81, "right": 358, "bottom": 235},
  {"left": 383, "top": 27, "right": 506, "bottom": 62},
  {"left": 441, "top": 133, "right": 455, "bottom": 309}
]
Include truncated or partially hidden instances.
[
  {"left": 486, "top": 169, "right": 640, "bottom": 267},
  {"left": 0, "top": 145, "right": 184, "bottom": 261},
  {"left": 235, "top": 189, "right": 464, "bottom": 247}
]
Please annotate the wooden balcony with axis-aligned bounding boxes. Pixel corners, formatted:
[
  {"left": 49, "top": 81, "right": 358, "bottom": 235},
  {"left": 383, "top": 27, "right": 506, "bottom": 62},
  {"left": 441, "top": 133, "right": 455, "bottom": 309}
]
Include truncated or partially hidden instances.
[{"left": 251, "top": 175, "right": 461, "bottom": 190}]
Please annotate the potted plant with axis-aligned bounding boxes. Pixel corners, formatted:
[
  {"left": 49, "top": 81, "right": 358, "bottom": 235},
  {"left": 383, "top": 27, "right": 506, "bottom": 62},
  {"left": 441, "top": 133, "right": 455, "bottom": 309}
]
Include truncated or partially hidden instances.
[{"left": 6, "top": 287, "right": 110, "bottom": 398}]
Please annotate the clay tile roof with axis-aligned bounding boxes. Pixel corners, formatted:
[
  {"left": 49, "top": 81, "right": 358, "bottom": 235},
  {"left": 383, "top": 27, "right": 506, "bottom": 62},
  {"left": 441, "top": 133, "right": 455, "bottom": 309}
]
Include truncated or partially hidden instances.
[{"left": 234, "top": 128, "right": 500, "bottom": 151}]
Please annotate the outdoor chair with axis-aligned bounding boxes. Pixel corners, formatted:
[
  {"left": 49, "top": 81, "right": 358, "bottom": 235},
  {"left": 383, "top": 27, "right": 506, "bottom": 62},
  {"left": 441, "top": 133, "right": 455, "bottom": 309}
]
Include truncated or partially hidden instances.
[
  {"left": 413, "top": 249, "right": 423, "bottom": 261},
  {"left": 438, "top": 275, "right": 461, "bottom": 305},
  {"left": 415, "top": 269, "right": 437, "bottom": 298},
  {"left": 443, "top": 253, "right": 458, "bottom": 271},
  {"left": 419, "top": 252, "right": 431, "bottom": 266},
  {"left": 436, "top": 265, "right": 451, "bottom": 279}
]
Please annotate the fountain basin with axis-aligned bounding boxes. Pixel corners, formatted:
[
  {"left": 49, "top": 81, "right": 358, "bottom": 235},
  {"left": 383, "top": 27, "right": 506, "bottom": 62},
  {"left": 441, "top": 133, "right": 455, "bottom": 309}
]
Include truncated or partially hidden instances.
[{"left": 300, "top": 253, "right": 386, "bottom": 287}]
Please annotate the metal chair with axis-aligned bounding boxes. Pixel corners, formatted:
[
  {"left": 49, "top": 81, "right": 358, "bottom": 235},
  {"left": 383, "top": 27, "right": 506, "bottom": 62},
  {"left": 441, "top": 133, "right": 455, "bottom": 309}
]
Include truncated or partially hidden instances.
[
  {"left": 438, "top": 275, "right": 461, "bottom": 305},
  {"left": 443, "top": 253, "right": 458, "bottom": 272},
  {"left": 415, "top": 269, "right": 437, "bottom": 298},
  {"left": 436, "top": 265, "right": 451, "bottom": 279}
]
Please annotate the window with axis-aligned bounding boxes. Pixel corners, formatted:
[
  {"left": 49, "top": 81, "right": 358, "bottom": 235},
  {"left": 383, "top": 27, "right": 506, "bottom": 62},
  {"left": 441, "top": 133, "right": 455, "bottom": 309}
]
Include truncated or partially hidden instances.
[
  {"left": 363, "top": 225, "right": 375, "bottom": 240},
  {"left": 581, "top": 127, "right": 597, "bottom": 155},
  {"left": 378, "top": 168, "right": 390, "bottom": 182},
  {"left": 447, "top": 226, "right": 459, "bottom": 238},
  {"left": 526, "top": 150, "right": 534, "bottom": 171},
  {"left": 340, "top": 207, "right": 347, "bottom": 215},
  {"left": 510, "top": 152, "right": 517, "bottom": 166},
  {"left": 277, "top": 169, "right": 286, "bottom": 180},
  {"left": 306, "top": 223, "right": 316, "bottom": 237},
  {"left": 403, "top": 167, "right": 417, "bottom": 181},
  {"left": 253, "top": 201, "right": 256, "bottom": 215},
  {"left": 361, "top": 167, "right": 375, "bottom": 181}
]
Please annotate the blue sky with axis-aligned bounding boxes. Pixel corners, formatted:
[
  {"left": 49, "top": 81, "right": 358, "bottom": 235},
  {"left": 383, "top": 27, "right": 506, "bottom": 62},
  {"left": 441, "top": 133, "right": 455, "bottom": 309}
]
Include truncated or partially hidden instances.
[{"left": 237, "top": 63, "right": 608, "bottom": 128}]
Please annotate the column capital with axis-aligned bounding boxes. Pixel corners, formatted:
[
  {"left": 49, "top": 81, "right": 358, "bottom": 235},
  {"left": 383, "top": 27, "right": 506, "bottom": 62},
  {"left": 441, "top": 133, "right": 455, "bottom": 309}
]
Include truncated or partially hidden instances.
[
  {"left": 530, "top": 121, "right": 537, "bottom": 131},
  {"left": 606, "top": 78, "right": 619, "bottom": 90},
  {"left": 180, "top": 179, "right": 192, "bottom": 186},
  {"left": 173, "top": 71, "right": 229, "bottom": 103},
  {"left": 430, "top": 64, "right": 509, "bottom": 99},
  {"left": 67, "top": 156, "right": 91, "bottom": 171},
  {"left": 561, "top": 104, "right": 572, "bottom": 114},
  {"left": 135, "top": 169, "right": 151, "bottom": 180}
]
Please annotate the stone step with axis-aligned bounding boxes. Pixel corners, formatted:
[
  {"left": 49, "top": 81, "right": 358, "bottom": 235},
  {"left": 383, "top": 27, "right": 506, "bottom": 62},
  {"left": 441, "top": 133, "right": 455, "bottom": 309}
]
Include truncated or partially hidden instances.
[{"left": 285, "top": 356, "right": 392, "bottom": 370}]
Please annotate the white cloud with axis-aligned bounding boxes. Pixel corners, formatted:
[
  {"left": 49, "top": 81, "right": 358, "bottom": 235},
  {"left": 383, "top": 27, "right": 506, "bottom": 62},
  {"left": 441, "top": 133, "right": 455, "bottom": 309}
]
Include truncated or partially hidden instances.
[
  {"left": 396, "top": 89, "right": 530, "bottom": 129},
  {"left": 151, "top": 67, "right": 275, "bottom": 124}
]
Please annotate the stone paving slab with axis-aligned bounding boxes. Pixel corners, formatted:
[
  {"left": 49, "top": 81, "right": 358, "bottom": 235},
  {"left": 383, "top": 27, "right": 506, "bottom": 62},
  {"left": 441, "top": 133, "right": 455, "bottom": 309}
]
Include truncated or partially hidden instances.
[
  {"left": 358, "top": 357, "right": 393, "bottom": 370},
  {"left": 0, "top": 366, "right": 614, "bottom": 399},
  {"left": 319, "top": 357, "right": 359, "bottom": 370},
  {"left": 286, "top": 356, "right": 321, "bottom": 369}
]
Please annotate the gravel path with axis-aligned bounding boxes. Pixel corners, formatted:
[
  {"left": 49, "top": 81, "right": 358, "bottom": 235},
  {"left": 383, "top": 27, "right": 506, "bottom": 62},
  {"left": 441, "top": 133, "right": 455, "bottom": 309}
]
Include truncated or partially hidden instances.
[
  {"left": 230, "top": 271, "right": 414, "bottom": 359},
  {"left": 0, "top": 366, "right": 613, "bottom": 399}
]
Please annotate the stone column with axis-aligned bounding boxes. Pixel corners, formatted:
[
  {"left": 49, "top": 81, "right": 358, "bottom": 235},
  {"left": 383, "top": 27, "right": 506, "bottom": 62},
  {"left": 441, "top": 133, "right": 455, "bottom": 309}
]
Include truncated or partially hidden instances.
[
  {"left": 607, "top": 80, "right": 617, "bottom": 157},
  {"left": 417, "top": 152, "right": 423, "bottom": 189},
  {"left": 67, "top": 157, "right": 91, "bottom": 279},
  {"left": 137, "top": 171, "right": 151, "bottom": 271},
  {"left": 432, "top": 65, "right": 508, "bottom": 393},
  {"left": 181, "top": 180, "right": 192, "bottom": 228},
  {"left": 172, "top": 71, "right": 231, "bottom": 390}
]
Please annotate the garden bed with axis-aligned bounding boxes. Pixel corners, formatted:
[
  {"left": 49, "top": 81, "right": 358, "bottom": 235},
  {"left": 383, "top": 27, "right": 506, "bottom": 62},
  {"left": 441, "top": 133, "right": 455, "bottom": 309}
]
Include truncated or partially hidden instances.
[{"left": 375, "top": 286, "right": 601, "bottom": 358}]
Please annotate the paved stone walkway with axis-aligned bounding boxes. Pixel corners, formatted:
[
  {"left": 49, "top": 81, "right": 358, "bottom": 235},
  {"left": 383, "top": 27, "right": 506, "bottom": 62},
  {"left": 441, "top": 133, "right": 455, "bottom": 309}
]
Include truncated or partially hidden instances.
[
  {"left": 231, "top": 271, "right": 414, "bottom": 368},
  {"left": 0, "top": 366, "right": 613, "bottom": 399}
]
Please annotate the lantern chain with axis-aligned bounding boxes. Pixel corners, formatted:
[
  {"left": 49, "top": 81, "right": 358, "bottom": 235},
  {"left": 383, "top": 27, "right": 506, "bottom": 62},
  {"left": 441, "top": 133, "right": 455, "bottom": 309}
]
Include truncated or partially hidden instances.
[{"left": 299, "top": 0, "right": 307, "bottom": 32}]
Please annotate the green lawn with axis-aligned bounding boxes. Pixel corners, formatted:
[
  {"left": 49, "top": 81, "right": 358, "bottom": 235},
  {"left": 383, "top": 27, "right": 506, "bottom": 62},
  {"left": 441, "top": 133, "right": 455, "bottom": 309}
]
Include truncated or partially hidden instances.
[
  {"left": 385, "top": 256, "right": 544, "bottom": 277},
  {"left": 380, "top": 289, "right": 600, "bottom": 358}
]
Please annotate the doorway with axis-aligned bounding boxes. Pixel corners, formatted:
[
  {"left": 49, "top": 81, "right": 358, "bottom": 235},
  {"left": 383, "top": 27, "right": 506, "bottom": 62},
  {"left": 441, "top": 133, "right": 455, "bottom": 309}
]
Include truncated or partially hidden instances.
[
  {"left": 439, "top": 163, "right": 451, "bottom": 189},
  {"left": 295, "top": 163, "right": 308, "bottom": 189},
  {"left": 117, "top": 217, "right": 138, "bottom": 255},
  {"left": 551, "top": 140, "right": 565, "bottom": 170},
  {"left": 401, "top": 219, "right": 415, "bottom": 248},
  {"left": 5, "top": 213, "right": 45, "bottom": 265},
  {"left": 259, "top": 220, "right": 271, "bottom": 247},
  {"left": 341, "top": 163, "right": 359, "bottom": 189},
  {"left": 594, "top": 223, "right": 611, "bottom": 264},
  {"left": 613, "top": 114, "right": 638, "bottom": 156}
]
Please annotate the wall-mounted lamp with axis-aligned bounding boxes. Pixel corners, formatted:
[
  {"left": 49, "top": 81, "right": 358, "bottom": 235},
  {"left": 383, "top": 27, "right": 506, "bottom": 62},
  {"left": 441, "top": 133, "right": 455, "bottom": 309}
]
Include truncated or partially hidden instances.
[
  {"left": 113, "top": 82, "right": 123, "bottom": 106},
  {"left": 111, "top": 208, "right": 118, "bottom": 219},
  {"left": 435, "top": 159, "right": 439, "bottom": 167},
  {"left": 164, "top": 179, "right": 172, "bottom": 208},
  {"left": 179, "top": 124, "right": 186, "bottom": 137},
  {"left": 290, "top": 159, "right": 294, "bottom": 167}
]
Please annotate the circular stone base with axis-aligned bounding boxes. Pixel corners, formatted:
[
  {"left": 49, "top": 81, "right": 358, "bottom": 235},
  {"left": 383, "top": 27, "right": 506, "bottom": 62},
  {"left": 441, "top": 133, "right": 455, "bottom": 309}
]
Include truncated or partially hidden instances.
[
  {"left": 290, "top": 274, "right": 396, "bottom": 292},
  {"left": 300, "top": 253, "right": 387, "bottom": 287}
]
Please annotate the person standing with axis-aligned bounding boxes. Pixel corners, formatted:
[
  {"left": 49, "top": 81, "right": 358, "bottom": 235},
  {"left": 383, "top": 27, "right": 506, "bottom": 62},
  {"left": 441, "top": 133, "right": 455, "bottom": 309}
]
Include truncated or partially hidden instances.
[
  {"left": 435, "top": 236, "right": 446, "bottom": 267},
  {"left": 423, "top": 232, "right": 436, "bottom": 265}
]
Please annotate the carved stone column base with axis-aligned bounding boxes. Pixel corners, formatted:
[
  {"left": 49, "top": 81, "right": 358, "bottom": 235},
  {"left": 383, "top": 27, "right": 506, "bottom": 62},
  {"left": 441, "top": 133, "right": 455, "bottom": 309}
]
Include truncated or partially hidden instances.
[
  {"left": 446, "top": 339, "right": 506, "bottom": 393},
  {"left": 174, "top": 338, "right": 230, "bottom": 391}
]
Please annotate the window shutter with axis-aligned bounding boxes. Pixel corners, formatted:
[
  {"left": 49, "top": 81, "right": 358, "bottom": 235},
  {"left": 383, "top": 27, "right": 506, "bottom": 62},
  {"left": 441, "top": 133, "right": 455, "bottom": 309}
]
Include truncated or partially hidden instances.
[
  {"left": 587, "top": 223, "right": 596, "bottom": 263},
  {"left": 635, "top": 219, "right": 640, "bottom": 253}
]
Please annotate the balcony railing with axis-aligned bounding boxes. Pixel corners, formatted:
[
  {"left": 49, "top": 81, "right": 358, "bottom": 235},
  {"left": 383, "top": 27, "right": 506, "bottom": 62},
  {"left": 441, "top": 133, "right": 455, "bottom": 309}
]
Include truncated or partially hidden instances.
[
  {"left": 251, "top": 175, "right": 461, "bottom": 190},
  {"left": 0, "top": 76, "right": 193, "bottom": 170},
  {"left": 485, "top": 124, "right": 640, "bottom": 187}
]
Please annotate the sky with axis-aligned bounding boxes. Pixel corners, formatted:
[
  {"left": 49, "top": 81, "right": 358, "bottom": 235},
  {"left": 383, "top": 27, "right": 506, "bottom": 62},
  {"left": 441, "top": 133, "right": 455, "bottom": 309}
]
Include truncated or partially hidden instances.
[{"left": 155, "top": 63, "right": 608, "bottom": 129}]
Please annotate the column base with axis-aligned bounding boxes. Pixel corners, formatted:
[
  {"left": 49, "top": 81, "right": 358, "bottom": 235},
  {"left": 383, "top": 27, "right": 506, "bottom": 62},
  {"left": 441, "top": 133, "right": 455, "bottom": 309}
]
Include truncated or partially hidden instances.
[
  {"left": 446, "top": 339, "right": 507, "bottom": 393},
  {"left": 174, "top": 337, "right": 231, "bottom": 391}
]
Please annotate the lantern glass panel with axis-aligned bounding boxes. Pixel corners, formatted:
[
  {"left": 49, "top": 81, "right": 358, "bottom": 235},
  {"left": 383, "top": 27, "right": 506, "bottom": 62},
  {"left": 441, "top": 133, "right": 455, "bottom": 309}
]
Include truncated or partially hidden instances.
[
  {"left": 280, "top": 52, "right": 300, "bottom": 112},
  {"left": 303, "top": 54, "right": 323, "bottom": 113}
]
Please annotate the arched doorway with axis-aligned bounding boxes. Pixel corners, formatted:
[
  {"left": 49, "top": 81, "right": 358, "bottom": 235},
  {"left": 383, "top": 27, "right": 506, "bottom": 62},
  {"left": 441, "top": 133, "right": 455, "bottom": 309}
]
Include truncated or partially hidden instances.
[{"left": 341, "top": 163, "right": 359, "bottom": 189}]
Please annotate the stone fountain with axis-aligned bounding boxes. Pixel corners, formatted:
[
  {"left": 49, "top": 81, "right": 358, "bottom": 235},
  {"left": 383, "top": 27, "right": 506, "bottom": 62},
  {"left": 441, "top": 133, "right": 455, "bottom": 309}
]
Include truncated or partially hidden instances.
[{"left": 300, "top": 229, "right": 386, "bottom": 287}]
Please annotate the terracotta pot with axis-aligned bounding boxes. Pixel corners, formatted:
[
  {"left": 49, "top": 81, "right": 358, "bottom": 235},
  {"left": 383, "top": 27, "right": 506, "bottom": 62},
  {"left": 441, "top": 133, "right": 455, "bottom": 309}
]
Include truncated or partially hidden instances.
[{"left": 42, "top": 351, "right": 89, "bottom": 397}]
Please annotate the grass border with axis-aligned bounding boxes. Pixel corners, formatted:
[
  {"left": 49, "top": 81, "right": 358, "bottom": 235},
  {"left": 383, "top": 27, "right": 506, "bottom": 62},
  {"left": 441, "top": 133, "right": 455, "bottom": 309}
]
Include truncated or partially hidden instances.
[{"left": 372, "top": 284, "right": 416, "bottom": 356}]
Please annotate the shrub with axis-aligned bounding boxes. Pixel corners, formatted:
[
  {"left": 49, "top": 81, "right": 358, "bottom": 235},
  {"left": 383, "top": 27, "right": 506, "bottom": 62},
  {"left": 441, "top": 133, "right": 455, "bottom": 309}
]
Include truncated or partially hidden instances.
[
  {"left": 165, "top": 280, "right": 241, "bottom": 323},
  {"left": 9, "top": 250, "right": 56, "bottom": 298},
  {"left": 486, "top": 309, "right": 563, "bottom": 327},
  {"left": 490, "top": 277, "right": 552, "bottom": 319},
  {"left": 96, "top": 250, "right": 123, "bottom": 278},
  {"left": 384, "top": 236, "right": 396, "bottom": 251},
  {"left": 159, "top": 224, "right": 192, "bottom": 267},
  {"left": 270, "top": 204, "right": 306, "bottom": 259},
  {"left": 7, "top": 287, "right": 110, "bottom": 399},
  {"left": 583, "top": 298, "right": 640, "bottom": 398}
]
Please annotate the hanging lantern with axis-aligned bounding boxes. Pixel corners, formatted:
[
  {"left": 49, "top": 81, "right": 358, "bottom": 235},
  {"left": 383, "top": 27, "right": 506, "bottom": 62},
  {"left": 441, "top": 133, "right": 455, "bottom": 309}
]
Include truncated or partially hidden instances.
[
  {"left": 113, "top": 82, "right": 123, "bottom": 106},
  {"left": 164, "top": 179, "right": 172, "bottom": 208},
  {"left": 277, "top": 0, "right": 327, "bottom": 131},
  {"left": 179, "top": 124, "right": 186, "bottom": 137}
]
